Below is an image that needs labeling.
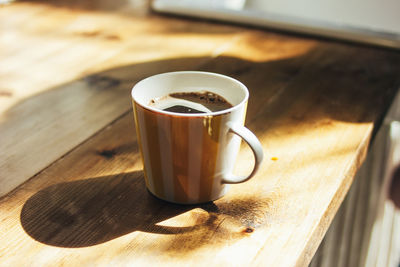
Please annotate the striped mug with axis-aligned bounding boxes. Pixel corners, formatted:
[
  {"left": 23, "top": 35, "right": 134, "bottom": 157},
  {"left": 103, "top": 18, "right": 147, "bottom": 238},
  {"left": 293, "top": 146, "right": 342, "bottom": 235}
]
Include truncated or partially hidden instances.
[{"left": 131, "top": 71, "right": 263, "bottom": 204}]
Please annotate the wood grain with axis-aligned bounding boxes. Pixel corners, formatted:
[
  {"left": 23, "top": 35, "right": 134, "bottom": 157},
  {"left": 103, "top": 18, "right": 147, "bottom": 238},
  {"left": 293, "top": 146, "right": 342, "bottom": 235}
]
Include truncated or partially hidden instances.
[
  {"left": 0, "top": 1, "right": 243, "bottom": 196},
  {"left": 0, "top": 1, "right": 400, "bottom": 266}
]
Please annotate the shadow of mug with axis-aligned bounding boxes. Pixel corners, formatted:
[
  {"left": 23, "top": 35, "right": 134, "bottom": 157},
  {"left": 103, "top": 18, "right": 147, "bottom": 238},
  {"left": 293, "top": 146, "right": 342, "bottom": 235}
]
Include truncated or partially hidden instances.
[
  {"left": 20, "top": 171, "right": 218, "bottom": 248},
  {"left": 20, "top": 170, "right": 274, "bottom": 249}
]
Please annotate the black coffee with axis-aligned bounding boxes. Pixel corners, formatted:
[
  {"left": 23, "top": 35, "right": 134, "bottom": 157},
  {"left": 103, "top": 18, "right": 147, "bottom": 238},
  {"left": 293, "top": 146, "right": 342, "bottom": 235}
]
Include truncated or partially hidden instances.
[
  {"left": 163, "top": 105, "right": 206, "bottom": 113},
  {"left": 163, "top": 91, "right": 233, "bottom": 113}
]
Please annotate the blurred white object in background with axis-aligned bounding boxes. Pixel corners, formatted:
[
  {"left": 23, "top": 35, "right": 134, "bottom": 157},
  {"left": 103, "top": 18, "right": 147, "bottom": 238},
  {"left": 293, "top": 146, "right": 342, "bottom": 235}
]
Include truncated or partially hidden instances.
[
  {"left": 153, "top": 0, "right": 400, "bottom": 49},
  {"left": 0, "top": 0, "right": 16, "bottom": 4}
]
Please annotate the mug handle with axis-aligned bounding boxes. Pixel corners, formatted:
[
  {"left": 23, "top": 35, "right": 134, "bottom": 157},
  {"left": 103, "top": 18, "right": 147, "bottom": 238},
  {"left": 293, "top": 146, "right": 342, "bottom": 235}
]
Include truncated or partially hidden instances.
[{"left": 221, "top": 121, "right": 264, "bottom": 184}]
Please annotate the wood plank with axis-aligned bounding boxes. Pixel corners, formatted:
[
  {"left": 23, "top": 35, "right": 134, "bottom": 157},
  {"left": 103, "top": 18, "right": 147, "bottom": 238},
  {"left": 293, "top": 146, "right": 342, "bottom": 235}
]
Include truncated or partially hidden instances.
[
  {"left": 0, "top": 2, "right": 244, "bottom": 196},
  {"left": 1, "top": 1, "right": 400, "bottom": 266},
  {"left": 1, "top": 38, "right": 400, "bottom": 266},
  {"left": 231, "top": 45, "right": 400, "bottom": 266}
]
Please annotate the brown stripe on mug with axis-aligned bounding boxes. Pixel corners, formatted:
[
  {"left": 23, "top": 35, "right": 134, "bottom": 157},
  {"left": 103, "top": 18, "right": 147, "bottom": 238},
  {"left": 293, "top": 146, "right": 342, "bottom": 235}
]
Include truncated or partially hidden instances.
[
  {"left": 133, "top": 103, "right": 165, "bottom": 199},
  {"left": 134, "top": 102, "right": 224, "bottom": 203}
]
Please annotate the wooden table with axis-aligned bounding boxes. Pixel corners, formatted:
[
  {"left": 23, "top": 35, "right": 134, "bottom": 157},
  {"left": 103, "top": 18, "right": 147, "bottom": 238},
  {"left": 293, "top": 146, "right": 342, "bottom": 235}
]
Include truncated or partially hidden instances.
[{"left": 1, "top": 1, "right": 399, "bottom": 266}]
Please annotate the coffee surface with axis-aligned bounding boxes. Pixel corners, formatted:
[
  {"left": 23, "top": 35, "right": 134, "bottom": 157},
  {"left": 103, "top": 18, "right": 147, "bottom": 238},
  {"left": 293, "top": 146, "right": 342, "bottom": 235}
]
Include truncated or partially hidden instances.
[
  {"left": 163, "top": 105, "right": 205, "bottom": 114},
  {"left": 150, "top": 91, "right": 233, "bottom": 114}
]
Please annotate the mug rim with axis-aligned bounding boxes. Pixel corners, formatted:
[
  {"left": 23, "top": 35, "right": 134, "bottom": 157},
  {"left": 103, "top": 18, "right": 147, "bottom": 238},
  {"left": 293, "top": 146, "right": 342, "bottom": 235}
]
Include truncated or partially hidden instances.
[{"left": 131, "top": 71, "right": 249, "bottom": 117}]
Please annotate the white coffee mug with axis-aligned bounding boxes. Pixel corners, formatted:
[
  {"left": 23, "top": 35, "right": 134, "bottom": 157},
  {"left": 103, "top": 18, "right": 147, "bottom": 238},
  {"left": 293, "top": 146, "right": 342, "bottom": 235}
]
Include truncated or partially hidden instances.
[{"left": 132, "top": 71, "right": 263, "bottom": 204}]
